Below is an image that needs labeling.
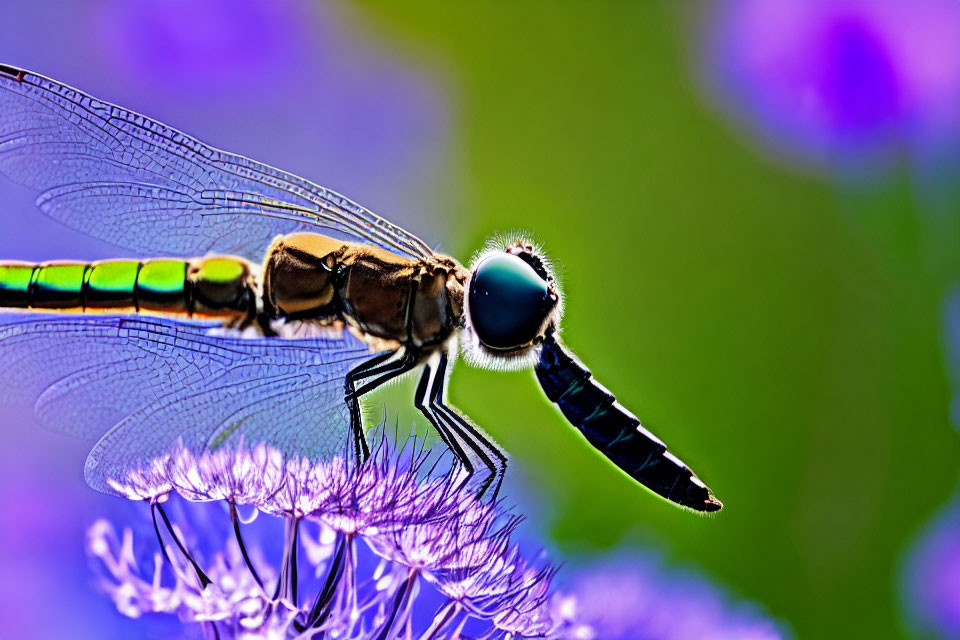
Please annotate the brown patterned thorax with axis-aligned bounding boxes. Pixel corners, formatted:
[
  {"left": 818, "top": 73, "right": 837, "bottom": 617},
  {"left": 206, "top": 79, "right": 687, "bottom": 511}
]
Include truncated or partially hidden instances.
[{"left": 262, "top": 233, "right": 468, "bottom": 349}]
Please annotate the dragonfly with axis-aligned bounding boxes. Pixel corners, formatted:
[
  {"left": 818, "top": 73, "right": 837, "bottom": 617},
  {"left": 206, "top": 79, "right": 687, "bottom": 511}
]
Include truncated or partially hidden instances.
[{"left": 0, "top": 63, "right": 721, "bottom": 512}]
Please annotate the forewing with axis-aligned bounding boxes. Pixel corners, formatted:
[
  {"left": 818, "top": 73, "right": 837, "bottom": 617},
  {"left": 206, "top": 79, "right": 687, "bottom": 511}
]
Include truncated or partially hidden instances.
[
  {"left": 0, "top": 63, "right": 434, "bottom": 261},
  {"left": 0, "top": 313, "right": 379, "bottom": 495}
]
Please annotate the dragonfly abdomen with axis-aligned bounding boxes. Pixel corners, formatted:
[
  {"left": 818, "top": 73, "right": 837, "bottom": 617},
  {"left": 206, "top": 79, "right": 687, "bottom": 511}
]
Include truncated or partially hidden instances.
[{"left": 0, "top": 257, "right": 258, "bottom": 322}]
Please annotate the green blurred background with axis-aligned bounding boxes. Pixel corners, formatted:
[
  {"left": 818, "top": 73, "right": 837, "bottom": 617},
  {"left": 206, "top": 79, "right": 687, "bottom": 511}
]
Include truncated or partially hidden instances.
[{"left": 351, "top": 3, "right": 960, "bottom": 638}]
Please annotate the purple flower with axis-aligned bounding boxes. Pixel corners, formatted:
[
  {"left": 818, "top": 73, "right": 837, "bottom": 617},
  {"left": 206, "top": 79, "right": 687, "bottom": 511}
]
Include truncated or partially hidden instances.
[
  {"left": 91, "top": 435, "right": 791, "bottom": 639},
  {"left": 90, "top": 0, "right": 307, "bottom": 93},
  {"left": 89, "top": 430, "right": 806, "bottom": 640},
  {"left": 902, "top": 493, "right": 960, "bottom": 638},
  {"left": 88, "top": 519, "right": 281, "bottom": 630},
  {"left": 702, "top": 0, "right": 960, "bottom": 169},
  {"left": 168, "top": 440, "right": 286, "bottom": 507},
  {"left": 555, "top": 551, "right": 790, "bottom": 640},
  {"left": 106, "top": 454, "right": 173, "bottom": 504},
  {"left": 90, "top": 439, "right": 566, "bottom": 639},
  {"left": 899, "top": 292, "right": 960, "bottom": 638}
]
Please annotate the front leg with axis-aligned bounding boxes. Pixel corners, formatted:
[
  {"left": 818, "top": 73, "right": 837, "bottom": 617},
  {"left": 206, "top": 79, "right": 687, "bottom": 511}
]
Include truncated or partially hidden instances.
[
  {"left": 414, "top": 351, "right": 508, "bottom": 498},
  {"left": 343, "top": 349, "right": 417, "bottom": 465}
]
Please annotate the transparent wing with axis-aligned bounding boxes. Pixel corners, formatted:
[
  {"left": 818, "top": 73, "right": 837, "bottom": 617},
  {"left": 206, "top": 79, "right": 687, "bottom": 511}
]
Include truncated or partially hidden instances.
[
  {"left": 0, "top": 63, "right": 435, "bottom": 261},
  {"left": 0, "top": 313, "right": 380, "bottom": 495}
]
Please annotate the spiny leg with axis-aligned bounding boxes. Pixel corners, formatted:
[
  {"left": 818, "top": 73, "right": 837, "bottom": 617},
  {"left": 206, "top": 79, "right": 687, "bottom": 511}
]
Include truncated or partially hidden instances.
[
  {"left": 414, "top": 363, "right": 474, "bottom": 480},
  {"left": 430, "top": 352, "right": 507, "bottom": 498},
  {"left": 431, "top": 402, "right": 506, "bottom": 499},
  {"left": 344, "top": 351, "right": 395, "bottom": 464},
  {"left": 344, "top": 349, "right": 420, "bottom": 463},
  {"left": 344, "top": 350, "right": 416, "bottom": 464}
]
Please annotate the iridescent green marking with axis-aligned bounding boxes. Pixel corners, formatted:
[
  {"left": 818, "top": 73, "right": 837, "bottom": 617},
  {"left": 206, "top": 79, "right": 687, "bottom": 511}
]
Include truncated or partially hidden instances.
[
  {"left": 88, "top": 261, "right": 139, "bottom": 292},
  {"left": 0, "top": 257, "right": 252, "bottom": 317},
  {"left": 85, "top": 260, "right": 140, "bottom": 308},
  {"left": 196, "top": 257, "right": 246, "bottom": 283},
  {"left": 30, "top": 263, "right": 88, "bottom": 308},
  {"left": 0, "top": 263, "right": 36, "bottom": 307},
  {"left": 138, "top": 260, "right": 187, "bottom": 294},
  {"left": 137, "top": 260, "right": 188, "bottom": 312},
  {"left": 191, "top": 257, "right": 252, "bottom": 313}
]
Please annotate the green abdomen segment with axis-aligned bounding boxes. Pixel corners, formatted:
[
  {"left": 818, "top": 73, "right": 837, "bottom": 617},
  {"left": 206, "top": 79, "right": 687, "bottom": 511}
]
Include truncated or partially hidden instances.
[{"left": 0, "top": 257, "right": 257, "bottom": 320}]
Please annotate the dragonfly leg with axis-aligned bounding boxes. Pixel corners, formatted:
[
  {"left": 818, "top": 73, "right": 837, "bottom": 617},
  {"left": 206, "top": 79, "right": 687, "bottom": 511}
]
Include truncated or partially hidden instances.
[
  {"left": 414, "top": 362, "right": 474, "bottom": 480},
  {"left": 411, "top": 366, "right": 459, "bottom": 462},
  {"left": 344, "top": 349, "right": 419, "bottom": 464},
  {"left": 434, "top": 352, "right": 507, "bottom": 498},
  {"left": 344, "top": 351, "right": 395, "bottom": 464},
  {"left": 415, "top": 352, "right": 507, "bottom": 499}
]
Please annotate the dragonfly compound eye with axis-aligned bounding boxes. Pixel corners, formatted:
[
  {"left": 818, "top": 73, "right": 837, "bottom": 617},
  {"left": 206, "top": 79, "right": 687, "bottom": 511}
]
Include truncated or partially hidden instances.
[{"left": 468, "top": 252, "right": 554, "bottom": 351}]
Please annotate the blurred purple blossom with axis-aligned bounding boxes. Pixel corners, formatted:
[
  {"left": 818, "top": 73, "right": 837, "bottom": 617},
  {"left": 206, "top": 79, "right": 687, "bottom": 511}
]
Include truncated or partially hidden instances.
[
  {"left": 702, "top": 0, "right": 960, "bottom": 171},
  {"left": 91, "top": 0, "right": 307, "bottom": 93},
  {"left": 898, "top": 291, "right": 960, "bottom": 639},
  {"left": 902, "top": 493, "right": 960, "bottom": 639},
  {"left": 555, "top": 551, "right": 790, "bottom": 640}
]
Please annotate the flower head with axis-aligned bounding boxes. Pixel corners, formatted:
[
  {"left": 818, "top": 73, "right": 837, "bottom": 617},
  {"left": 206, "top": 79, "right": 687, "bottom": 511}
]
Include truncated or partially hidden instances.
[
  {"left": 95, "top": 435, "right": 788, "bottom": 639},
  {"left": 91, "top": 438, "right": 566, "bottom": 639},
  {"left": 106, "top": 454, "right": 172, "bottom": 504},
  {"left": 87, "top": 517, "right": 282, "bottom": 632},
  {"left": 168, "top": 440, "right": 285, "bottom": 506},
  {"left": 306, "top": 440, "right": 466, "bottom": 536},
  {"left": 555, "top": 551, "right": 790, "bottom": 640},
  {"left": 702, "top": 0, "right": 960, "bottom": 169},
  {"left": 902, "top": 492, "right": 960, "bottom": 639}
]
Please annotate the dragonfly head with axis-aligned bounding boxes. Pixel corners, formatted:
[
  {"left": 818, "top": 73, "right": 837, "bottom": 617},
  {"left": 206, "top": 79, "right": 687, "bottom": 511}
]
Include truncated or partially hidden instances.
[{"left": 461, "top": 239, "right": 562, "bottom": 371}]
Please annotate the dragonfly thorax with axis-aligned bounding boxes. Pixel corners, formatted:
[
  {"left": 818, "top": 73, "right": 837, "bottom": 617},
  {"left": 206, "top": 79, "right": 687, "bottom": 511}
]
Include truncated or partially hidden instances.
[{"left": 261, "top": 233, "right": 468, "bottom": 351}]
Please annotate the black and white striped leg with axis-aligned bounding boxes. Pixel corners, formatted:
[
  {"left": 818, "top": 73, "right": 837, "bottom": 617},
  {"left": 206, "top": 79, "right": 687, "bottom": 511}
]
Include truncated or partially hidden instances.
[
  {"left": 414, "top": 362, "right": 474, "bottom": 479},
  {"left": 415, "top": 352, "right": 507, "bottom": 499},
  {"left": 344, "top": 349, "right": 419, "bottom": 464},
  {"left": 432, "top": 352, "right": 507, "bottom": 498},
  {"left": 344, "top": 351, "right": 395, "bottom": 464}
]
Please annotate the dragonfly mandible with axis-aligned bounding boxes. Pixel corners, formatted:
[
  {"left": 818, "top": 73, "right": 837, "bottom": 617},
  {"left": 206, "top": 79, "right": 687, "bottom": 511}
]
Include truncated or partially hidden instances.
[{"left": 0, "top": 64, "right": 721, "bottom": 511}]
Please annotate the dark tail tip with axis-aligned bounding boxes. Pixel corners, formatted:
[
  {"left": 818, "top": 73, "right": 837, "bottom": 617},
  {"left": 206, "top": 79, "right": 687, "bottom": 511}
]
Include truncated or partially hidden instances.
[
  {"left": 698, "top": 485, "right": 723, "bottom": 512},
  {"left": 704, "top": 497, "right": 723, "bottom": 512}
]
